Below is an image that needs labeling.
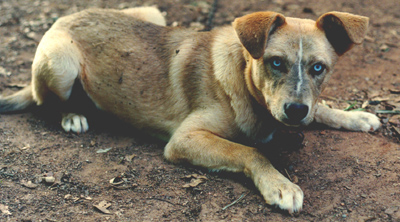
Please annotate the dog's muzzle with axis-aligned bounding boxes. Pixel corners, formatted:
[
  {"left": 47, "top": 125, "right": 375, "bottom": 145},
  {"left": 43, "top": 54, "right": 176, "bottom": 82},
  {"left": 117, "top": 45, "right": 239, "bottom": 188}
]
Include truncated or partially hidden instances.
[{"left": 284, "top": 103, "right": 309, "bottom": 125}]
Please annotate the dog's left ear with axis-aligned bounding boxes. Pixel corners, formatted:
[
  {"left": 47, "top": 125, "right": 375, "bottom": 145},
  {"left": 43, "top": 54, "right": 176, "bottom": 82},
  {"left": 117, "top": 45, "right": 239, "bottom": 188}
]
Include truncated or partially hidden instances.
[
  {"left": 233, "top": 12, "right": 286, "bottom": 59},
  {"left": 316, "top": 11, "right": 369, "bottom": 55}
]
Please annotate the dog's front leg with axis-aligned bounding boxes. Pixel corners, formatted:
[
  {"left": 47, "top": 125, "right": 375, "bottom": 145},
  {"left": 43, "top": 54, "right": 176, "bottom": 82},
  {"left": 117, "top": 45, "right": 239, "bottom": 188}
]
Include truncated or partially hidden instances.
[
  {"left": 165, "top": 128, "right": 303, "bottom": 213},
  {"left": 314, "top": 104, "right": 381, "bottom": 132}
]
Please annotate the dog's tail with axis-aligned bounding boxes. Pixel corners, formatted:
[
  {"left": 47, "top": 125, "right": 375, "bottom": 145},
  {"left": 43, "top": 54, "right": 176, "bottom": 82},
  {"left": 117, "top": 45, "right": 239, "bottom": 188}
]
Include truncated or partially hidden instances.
[{"left": 0, "top": 85, "right": 35, "bottom": 113}]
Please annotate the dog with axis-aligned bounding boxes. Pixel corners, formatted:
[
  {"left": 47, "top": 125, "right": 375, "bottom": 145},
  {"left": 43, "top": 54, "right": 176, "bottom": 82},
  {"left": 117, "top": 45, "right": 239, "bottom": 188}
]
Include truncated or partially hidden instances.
[{"left": 0, "top": 7, "right": 381, "bottom": 213}]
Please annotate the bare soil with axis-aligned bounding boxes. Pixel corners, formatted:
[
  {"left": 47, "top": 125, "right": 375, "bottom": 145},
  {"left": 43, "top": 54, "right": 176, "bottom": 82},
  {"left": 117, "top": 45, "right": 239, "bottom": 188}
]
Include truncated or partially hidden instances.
[{"left": 1, "top": 0, "right": 399, "bottom": 221}]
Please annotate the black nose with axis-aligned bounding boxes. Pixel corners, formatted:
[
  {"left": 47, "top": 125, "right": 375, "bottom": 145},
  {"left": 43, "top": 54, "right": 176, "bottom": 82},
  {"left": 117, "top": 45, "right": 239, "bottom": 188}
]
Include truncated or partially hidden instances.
[{"left": 284, "top": 103, "right": 309, "bottom": 124}]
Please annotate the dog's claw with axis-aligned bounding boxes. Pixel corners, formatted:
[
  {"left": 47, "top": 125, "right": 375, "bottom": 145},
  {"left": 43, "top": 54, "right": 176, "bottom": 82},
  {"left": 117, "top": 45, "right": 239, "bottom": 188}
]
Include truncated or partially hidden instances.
[{"left": 61, "top": 113, "right": 89, "bottom": 133}]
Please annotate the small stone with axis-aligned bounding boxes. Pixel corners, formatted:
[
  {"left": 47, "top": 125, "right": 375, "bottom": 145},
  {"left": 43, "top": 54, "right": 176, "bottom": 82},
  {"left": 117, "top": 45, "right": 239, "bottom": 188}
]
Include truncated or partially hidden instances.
[
  {"left": 361, "top": 194, "right": 367, "bottom": 198},
  {"left": 385, "top": 206, "right": 399, "bottom": 215},
  {"left": 43, "top": 176, "right": 55, "bottom": 183},
  {"left": 380, "top": 44, "right": 390, "bottom": 52},
  {"left": 0, "top": 66, "right": 11, "bottom": 76}
]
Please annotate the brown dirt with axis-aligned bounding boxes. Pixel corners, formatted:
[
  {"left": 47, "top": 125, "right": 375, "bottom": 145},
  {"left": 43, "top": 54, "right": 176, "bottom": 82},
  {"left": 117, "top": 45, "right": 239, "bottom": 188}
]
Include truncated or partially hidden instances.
[{"left": 1, "top": 0, "right": 399, "bottom": 221}]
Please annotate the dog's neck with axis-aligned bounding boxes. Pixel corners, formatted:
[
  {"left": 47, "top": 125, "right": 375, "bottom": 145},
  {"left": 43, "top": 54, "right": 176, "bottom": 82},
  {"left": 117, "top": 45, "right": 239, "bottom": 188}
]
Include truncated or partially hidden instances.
[{"left": 211, "top": 26, "right": 277, "bottom": 140}]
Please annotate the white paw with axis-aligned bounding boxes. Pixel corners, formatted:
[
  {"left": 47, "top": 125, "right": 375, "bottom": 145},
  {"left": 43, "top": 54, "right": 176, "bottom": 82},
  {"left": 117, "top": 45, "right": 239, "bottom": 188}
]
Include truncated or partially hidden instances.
[
  {"left": 344, "top": 111, "right": 381, "bottom": 132},
  {"left": 259, "top": 175, "right": 303, "bottom": 213},
  {"left": 61, "top": 113, "right": 89, "bottom": 133}
]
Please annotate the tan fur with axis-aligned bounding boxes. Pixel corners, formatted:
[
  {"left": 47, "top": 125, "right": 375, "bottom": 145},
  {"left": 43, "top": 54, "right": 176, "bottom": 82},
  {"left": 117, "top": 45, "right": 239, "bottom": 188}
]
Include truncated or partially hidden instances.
[{"left": 0, "top": 8, "right": 381, "bottom": 213}]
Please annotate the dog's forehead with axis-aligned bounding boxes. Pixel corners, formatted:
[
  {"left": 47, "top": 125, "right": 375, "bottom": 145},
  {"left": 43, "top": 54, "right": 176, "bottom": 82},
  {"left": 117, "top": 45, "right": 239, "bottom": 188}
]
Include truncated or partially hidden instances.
[{"left": 266, "top": 17, "right": 333, "bottom": 61}]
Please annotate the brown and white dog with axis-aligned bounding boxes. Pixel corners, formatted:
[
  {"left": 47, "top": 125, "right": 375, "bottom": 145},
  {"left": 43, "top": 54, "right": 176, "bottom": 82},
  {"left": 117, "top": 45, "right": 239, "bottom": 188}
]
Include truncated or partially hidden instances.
[{"left": 0, "top": 7, "right": 381, "bottom": 213}]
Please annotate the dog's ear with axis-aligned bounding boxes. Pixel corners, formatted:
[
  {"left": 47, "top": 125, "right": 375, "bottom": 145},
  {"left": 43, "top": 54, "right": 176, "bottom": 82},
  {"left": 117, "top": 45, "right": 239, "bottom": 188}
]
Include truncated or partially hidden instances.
[
  {"left": 233, "top": 12, "right": 286, "bottom": 59},
  {"left": 316, "top": 11, "right": 369, "bottom": 55}
]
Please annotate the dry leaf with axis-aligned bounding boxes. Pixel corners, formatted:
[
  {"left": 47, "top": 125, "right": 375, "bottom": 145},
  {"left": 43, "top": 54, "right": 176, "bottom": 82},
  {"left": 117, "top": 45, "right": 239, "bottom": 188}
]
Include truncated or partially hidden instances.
[
  {"left": 20, "top": 144, "right": 30, "bottom": 150},
  {"left": 182, "top": 178, "right": 207, "bottom": 188},
  {"left": 96, "top": 147, "right": 112, "bottom": 154},
  {"left": 362, "top": 100, "right": 370, "bottom": 109},
  {"left": 389, "top": 116, "right": 400, "bottom": 125},
  {"left": 21, "top": 180, "right": 38, "bottom": 189},
  {"left": 125, "top": 154, "right": 136, "bottom": 162},
  {"left": 83, "top": 195, "right": 93, "bottom": 200},
  {"left": 109, "top": 176, "right": 125, "bottom": 186},
  {"left": 0, "top": 204, "right": 11, "bottom": 215},
  {"left": 6, "top": 83, "right": 28, "bottom": 89},
  {"left": 292, "top": 175, "right": 299, "bottom": 184},
  {"left": 182, "top": 174, "right": 208, "bottom": 188},
  {"left": 389, "top": 88, "right": 400, "bottom": 94},
  {"left": 182, "top": 173, "right": 207, "bottom": 180},
  {"left": 94, "top": 200, "right": 112, "bottom": 214}
]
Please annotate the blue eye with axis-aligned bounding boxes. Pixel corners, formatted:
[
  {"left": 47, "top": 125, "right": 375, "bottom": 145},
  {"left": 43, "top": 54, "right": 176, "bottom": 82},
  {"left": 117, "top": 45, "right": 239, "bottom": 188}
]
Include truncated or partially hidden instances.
[
  {"left": 310, "top": 63, "right": 325, "bottom": 76},
  {"left": 273, "top": 59, "right": 281, "bottom": 67},
  {"left": 271, "top": 58, "right": 283, "bottom": 69}
]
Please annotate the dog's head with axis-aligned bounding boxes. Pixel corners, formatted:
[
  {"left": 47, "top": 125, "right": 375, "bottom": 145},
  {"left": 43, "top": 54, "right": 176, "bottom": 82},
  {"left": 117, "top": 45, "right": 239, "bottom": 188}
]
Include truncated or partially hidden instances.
[{"left": 233, "top": 11, "right": 369, "bottom": 127}]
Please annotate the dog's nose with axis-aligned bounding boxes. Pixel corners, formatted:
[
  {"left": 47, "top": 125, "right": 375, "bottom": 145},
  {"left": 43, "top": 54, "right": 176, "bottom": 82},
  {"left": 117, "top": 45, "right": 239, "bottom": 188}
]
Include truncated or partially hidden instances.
[{"left": 284, "top": 103, "right": 309, "bottom": 124}]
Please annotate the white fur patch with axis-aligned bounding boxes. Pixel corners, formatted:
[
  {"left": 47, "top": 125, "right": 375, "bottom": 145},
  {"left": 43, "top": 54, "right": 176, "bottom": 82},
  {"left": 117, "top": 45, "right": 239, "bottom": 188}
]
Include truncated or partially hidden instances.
[{"left": 296, "top": 39, "right": 303, "bottom": 95}]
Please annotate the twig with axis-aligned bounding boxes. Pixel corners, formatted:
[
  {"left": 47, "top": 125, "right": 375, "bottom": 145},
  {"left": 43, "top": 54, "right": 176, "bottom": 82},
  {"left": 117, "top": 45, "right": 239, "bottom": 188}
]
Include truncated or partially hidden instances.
[
  {"left": 146, "top": 197, "right": 183, "bottom": 206},
  {"left": 0, "top": 172, "right": 14, "bottom": 177},
  {"left": 376, "top": 110, "right": 400, "bottom": 114},
  {"left": 319, "top": 95, "right": 344, "bottom": 102},
  {"left": 284, "top": 168, "right": 292, "bottom": 181},
  {"left": 203, "top": 0, "right": 219, "bottom": 31},
  {"left": 222, "top": 192, "right": 249, "bottom": 211}
]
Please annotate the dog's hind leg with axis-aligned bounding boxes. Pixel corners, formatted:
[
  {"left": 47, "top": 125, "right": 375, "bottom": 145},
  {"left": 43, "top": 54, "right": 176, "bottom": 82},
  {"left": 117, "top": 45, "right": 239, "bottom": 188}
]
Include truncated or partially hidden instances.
[
  {"left": 32, "top": 30, "right": 90, "bottom": 133},
  {"left": 0, "top": 29, "right": 89, "bottom": 133}
]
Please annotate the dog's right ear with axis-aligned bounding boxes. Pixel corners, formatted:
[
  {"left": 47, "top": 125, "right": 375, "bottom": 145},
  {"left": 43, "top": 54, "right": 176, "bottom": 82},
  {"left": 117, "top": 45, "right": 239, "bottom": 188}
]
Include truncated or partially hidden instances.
[{"left": 233, "top": 12, "right": 286, "bottom": 59}]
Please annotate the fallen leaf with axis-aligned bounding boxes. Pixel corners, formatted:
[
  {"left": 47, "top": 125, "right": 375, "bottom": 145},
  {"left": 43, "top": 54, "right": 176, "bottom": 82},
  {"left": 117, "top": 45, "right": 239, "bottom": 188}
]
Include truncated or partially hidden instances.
[
  {"left": 64, "top": 194, "right": 73, "bottom": 200},
  {"left": 21, "top": 180, "right": 38, "bottom": 189},
  {"left": 125, "top": 154, "right": 136, "bottom": 162},
  {"left": 389, "top": 116, "right": 400, "bottom": 125},
  {"left": 82, "top": 195, "right": 92, "bottom": 200},
  {"left": 20, "top": 144, "right": 30, "bottom": 150},
  {"left": 182, "top": 178, "right": 207, "bottom": 188},
  {"left": 364, "top": 35, "right": 376, "bottom": 42},
  {"left": 109, "top": 176, "right": 125, "bottom": 186},
  {"left": 94, "top": 200, "right": 112, "bottom": 214},
  {"left": 182, "top": 173, "right": 207, "bottom": 180},
  {"left": 389, "top": 88, "right": 400, "bottom": 94},
  {"left": 182, "top": 174, "right": 208, "bottom": 188},
  {"left": 6, "top": 83, "right": 28, "bottom": 89},
  {"left": 96, "top": 147, "right": 112, "bottom": 154},
  {"left": 0, "top": 204, "right": 11, "bottom": 215},
  {"left": 372, "top": 97, "right": 391, "bottom": 102},
  {"left": 362, "top": 100, "right": 370, "bottom": 109}
]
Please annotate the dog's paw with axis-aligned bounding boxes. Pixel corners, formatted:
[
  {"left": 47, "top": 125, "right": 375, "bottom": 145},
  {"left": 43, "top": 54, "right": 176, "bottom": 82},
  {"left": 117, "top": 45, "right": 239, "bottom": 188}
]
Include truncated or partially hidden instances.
[
  {"left": 259, "top": 175, "right": 303, "bottom": 213},
  {"left": 342, "top": 111, "right": 381, "bottom": 132},
  {"left": 61, "top": 113, "right": 89, "bottom": 133}
]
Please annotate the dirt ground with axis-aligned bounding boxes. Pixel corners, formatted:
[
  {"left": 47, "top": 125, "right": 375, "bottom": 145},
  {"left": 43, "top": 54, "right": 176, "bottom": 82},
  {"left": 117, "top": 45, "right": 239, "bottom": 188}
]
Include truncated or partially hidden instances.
[{"left": 0, "top": 0, "right": 400, "bottom": 221}]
